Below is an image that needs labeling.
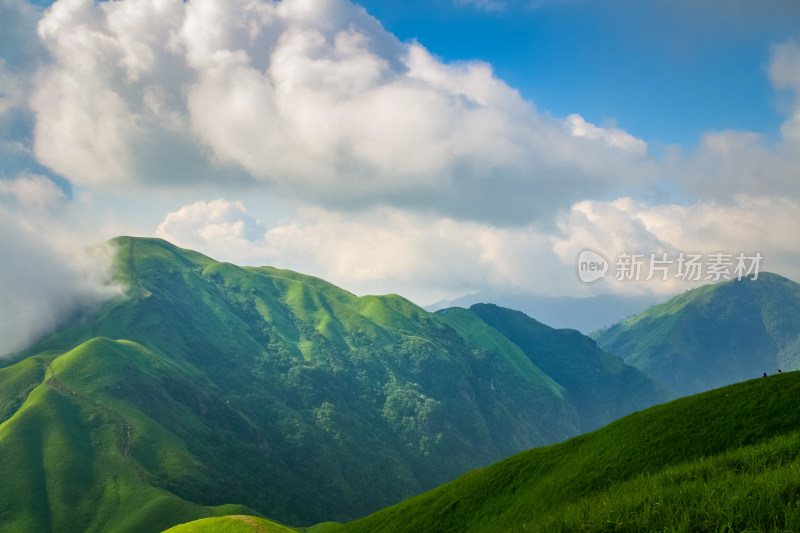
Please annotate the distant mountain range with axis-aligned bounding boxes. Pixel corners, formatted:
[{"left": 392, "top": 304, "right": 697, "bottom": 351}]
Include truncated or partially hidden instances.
[
  {"left": 426, "top": 290, "right": 662, "bottom": 334},
  {"left": 593, "top": 272, "right": 800, "bottom": 397},
  {"left": 0, "top": 237, "right": 667, "bottom": 531}
]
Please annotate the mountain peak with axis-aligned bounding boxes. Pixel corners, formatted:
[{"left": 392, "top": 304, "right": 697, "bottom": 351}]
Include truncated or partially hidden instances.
[{"left": 595, "top": 272, "right": 800, "bottom": 396}]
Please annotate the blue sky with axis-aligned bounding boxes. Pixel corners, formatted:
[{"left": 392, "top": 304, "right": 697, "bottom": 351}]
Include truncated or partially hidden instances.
[
  {"left": 2, "top": 0, "right": 800, "bottom": 351},
  {"left": 358, "top": 0, "right": 796, "bottom": 150}
]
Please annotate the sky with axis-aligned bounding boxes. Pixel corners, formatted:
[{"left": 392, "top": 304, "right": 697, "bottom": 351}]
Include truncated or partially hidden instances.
[{"left": 2, "top": 0, "right": 800, "bottom": 352}]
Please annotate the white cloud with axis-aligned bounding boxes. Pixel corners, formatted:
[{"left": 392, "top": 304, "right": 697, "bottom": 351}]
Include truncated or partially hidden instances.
[
  {"left": 30, "top": 0, "right": 225, "bottom": 188},
  {"left": 6, "top": 1, "right": 800, "bottom": 217},
  {"left": 156, "top": 199, "right": 571, "bottom": 301},
  {"left": 156, "top": 194, "right": 800, "bottom": 304},
  {"left": 554, "top": 195, "right": 800, "bottom": 294},
  {"left": 25, "top": 0, "right": 655, "bottom": 223},
  {"left": 5, "top": 0, "right": 800, "bottom": 314},
  {"left": 156, "top": 199, "right": 267, "bottom": 258},
  {"left": 0, "top": 174, "right": 124, "bottom": 355},
  {"left": 675, "top": 39, "right": 800, "bottom": 202},
  {"left": 770, "top": 39, "right": 800, "bottom": 92},
  {"left": 566, "top": 114, "right": 647, "bottom": 154},
  {"left": 0, "top": 172, "right": 66, "bottom": 213},
  {"left": 679, "top": 129, "right": 800, "bottom": 201},
  {"left": 770, "top": 39, "right": 800, "bottom": 142}
]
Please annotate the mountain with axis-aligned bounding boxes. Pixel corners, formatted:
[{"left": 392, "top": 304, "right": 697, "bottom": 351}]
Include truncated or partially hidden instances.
[
  {"left": 593, "top": 273, "right": 800, "bottom": 397},
  {"left": 468, "top": 303, "right": 670, "bottom": 432},
  {"left": 333, "top": 370, "right": 800, "bottom": 533},
  {"left": 0, "top": 236, "right": 657, "bottom": 531},
  {"left": 425, "top": 290, "right": 661, "bottom": 333}
]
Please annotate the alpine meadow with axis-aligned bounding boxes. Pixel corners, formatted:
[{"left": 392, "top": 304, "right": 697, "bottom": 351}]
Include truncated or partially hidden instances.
[{"left": 3, "top": 0, "right": 800, "bottom": 532}]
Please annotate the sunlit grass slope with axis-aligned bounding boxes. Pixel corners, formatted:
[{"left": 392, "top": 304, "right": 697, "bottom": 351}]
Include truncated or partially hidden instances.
[
  {"left": 0, "top": 337, "right": 257, "bottom": 532},
  {"left": 339, "top": 370, "right": 800, "bottom": 533},
  {"left": 162, "top": 515, "right": 295, "bottom": 533}
]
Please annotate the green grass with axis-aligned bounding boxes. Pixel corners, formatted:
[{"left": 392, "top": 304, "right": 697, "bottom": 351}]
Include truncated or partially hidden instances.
[
  {"left": 337, "top": 370, "right": 800, "bottom": 532},
  {"left": 162, "top": 515, "right": 296, "bottom": 533},
  {"left": 299, "top": 523, "right": 344, "bottom": 533},
  {"left": 164, "top": 517, "right": 345, "bottom": 533},
  {"left": 539, "top": 431, "right": 800, "bottom": 532},
  {"left": 0, "top": 338, "right": 243, "bottom": 532}
]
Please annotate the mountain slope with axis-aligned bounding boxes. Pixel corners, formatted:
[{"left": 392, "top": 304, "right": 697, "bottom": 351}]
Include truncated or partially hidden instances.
[
  {"left": 434, "top": 307, "right": 577, "bottom": 444},
  {"left": 468, "top": 303, "right": 671, "bottom": 432},
  {"left": 593, "top": 273, "right": 800, "bottom": 396},
  {"left": 337, "top": 370, "right": 800, "bottom": 533},
  {"left": 0, "top": 338, "right": 257, "bottom": 532},
  {"left": 0, "top": 237, "right": 580, "bottom": 529},
  {"left": 162, "top": 515, "right": 296, "bottom": 533}
]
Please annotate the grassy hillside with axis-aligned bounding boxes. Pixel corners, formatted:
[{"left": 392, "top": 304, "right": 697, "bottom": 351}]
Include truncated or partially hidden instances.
[
  {"left": 0, "top": 237, "right": 588, "bottom": 529},
  {"left": 469, "top": 303, "right": 671, "bottom": 431},
  {"left": 0, "top": 338, "right": 257, "bottom": 532},
  {"left": 594, "top": 273, "right": 800, "bottom": 396},
  {"left": 337, "top": 370, "right": 800, "bottom": 532}
]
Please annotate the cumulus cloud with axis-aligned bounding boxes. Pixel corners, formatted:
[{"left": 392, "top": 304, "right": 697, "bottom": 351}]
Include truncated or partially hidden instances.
[
  {"left": 554, "top": 195, "right": 800, "bottom": 294},
  {"left": 676, "top": 39, "right": 800, "bottom": 202},
  {"left": 0, "top": 174, "right": 124, "bottom": 356},
  {"left": 5, "top": 0, "right": 800, "bottom": 312},
  {"left": 770, "top": 39, "right": 800, "bottom": 141},
  {"left": 25, "top": 0, "right": 653, "bottom": 223},
  {"left": 30, "top": 0, "right": 238, "bottom": 188},
  {"left": 156, "top": 199, "right": 267, "bottom": 259},
  {"left": 156, "top": 198, "right": 570, "bottom": 301},
  {"left": 771, "top": 40, "right": 800, "bottom": 91},
  {"left": 156, "top": 194, "right": 800, "bottom": 303},
  {"left": 566, "top": 114, "right": 647, "bottom": 154}
]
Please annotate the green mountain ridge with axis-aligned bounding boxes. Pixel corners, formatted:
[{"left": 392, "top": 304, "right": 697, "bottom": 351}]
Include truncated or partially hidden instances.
[
  {"left": 468, "top": 303, "right": 671, "bottom": 432},
  {"left": 0, "top": 337, "right": 259, "bottom": 532},
  {"left": 593, "top": 272, "right": 800, "bottom": 397},
  {"left": 0, "top": 236, "right": 665, "bottom": 531}
]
